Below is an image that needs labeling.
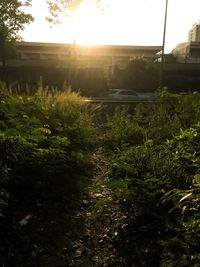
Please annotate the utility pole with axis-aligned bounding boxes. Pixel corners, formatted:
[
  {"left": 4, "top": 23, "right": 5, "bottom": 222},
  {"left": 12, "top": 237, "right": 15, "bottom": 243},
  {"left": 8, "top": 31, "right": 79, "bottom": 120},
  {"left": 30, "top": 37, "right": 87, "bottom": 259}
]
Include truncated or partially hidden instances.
[
  {"left": 68, "top": 0, "right": 78, "bottom": 88},
  {"left": 159, "top": 0, "right": 168, "bottom": 88}
]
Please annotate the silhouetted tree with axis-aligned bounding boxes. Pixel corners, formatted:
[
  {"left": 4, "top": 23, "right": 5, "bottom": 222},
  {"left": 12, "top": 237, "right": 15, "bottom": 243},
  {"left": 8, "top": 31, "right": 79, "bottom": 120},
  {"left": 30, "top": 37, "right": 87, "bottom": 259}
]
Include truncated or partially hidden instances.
[
  {"left": 74, "top": 68, "right": 107, "bottom": 97},
  {"left": 0, "top": 0, "right": 34, "bottom": 67},
  {"left": 111, "top": 57, "right": 159, "bottom": 92}
]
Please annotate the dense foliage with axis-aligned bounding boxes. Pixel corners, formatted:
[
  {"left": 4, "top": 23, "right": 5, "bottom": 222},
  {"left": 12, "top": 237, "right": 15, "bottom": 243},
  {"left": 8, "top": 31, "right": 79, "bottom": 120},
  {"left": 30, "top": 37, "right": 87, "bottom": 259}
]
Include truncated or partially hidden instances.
[
  {"left": 105, "top": 92, "right": 200, "bottom": 266},
  {"left": 0, "top": 82, "right": 94, "bottom": 266},
  {"left": 1, "top": 83, "right": 200, "bottom": 266},
  {"left": 0, "top": 0, "right": 34, "bottom": 66},
  {"left": 111, "top": 57, "right": 159, "bottom": 92}
]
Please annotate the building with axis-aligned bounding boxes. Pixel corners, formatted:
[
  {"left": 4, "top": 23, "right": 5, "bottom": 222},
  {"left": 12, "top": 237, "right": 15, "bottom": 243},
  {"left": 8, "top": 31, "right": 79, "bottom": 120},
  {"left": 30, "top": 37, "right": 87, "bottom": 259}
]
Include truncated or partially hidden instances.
[
  {"left": 172, "top": 21, "right": 200, "bottom": 63},
  {"left": 172, "top": 42, "right": 200, "bottom": 63},
  {"left": 5, "top": 42, "right": 161, "bottom": 82},
  {"left": 172, "top": 42, "right": 187, "bottom": 59},
  {"left": 8, "top": 42, "right": 161, "bottom": 72},
  {"left": 188, "top": 21, "right": 200, "bottom": 42}
]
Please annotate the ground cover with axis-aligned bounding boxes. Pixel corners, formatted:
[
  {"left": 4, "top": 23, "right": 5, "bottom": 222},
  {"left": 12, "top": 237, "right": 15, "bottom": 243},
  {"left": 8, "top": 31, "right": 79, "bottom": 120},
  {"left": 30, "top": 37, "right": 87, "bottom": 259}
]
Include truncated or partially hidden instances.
[{"left": 1, "top": 85, "right": 200, "bottom": 266}]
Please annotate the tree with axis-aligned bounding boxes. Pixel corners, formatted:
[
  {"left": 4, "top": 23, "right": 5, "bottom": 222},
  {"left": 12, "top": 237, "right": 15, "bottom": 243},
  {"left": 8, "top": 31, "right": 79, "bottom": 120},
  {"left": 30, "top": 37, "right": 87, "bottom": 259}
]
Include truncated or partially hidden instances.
[
  {"left": 111, "top": 57, "right": 159, "bottom": 92},
  {"left": 46, "top": 0, "right": 102, "bottom": 24},
  {"left": 0, "top": 0, "right": 34, "bottom": 67}
]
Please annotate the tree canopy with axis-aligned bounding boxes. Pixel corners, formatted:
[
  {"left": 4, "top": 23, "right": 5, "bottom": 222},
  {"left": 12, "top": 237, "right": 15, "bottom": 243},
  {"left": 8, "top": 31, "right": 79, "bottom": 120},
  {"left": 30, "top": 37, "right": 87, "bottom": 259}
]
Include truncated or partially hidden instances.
[
  {"left": 111, "top": 57, "right": 159, "bottom": 92},
  {"left": 46, "top": 0, "right": 103, "bottom": 24},
  {"left": 0, "top": 0, "right": 34, "bottom": 66}
]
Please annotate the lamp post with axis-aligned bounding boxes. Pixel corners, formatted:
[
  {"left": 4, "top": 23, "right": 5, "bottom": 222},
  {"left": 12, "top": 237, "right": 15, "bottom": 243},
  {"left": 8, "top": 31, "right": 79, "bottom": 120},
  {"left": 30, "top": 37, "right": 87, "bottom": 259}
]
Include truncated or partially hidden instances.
[
  {"left": 159, "top": 0, "right": 168, "bottom": 88},
  {"left": 68, "top": 0, "right": 78, "bottom": 88}
]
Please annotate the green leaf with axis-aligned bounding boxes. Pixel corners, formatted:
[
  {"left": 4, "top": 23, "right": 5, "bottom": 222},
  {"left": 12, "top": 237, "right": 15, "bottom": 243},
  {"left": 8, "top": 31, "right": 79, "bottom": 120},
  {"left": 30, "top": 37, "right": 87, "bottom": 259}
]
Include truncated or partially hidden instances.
[{"left": 195, "top": 174, "right": 200, "bottom": 186}]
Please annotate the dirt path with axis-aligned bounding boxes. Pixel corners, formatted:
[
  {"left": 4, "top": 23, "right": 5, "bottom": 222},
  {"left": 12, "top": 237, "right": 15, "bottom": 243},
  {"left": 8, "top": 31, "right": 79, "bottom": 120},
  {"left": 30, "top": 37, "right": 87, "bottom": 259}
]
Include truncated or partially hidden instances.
[{"left": 67, "top": 146, "right": 127, "bottom": 267}]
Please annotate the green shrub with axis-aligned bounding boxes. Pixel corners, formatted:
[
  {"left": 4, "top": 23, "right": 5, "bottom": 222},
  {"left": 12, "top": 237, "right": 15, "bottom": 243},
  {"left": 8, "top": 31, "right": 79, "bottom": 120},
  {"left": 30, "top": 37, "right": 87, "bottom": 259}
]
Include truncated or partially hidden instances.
[
  {"left": 105, "top": 106, "right": 146, "bottom": 148},
  {"left": 105, "top": 123, "right": 200, "bottom": 266},
  {"left": 105, "top": 92, "right": 198, "bottom": 148},
  {"left": 0, "top": 85, "right": 94, "bottom": 266}
]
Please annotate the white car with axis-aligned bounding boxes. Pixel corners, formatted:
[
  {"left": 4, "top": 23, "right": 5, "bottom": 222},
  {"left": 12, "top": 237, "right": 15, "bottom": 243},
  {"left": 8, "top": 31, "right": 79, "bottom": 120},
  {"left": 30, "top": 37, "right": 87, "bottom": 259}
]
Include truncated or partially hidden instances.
[{"left": 107, "top": 89, "right": 156, "bottom": 100}]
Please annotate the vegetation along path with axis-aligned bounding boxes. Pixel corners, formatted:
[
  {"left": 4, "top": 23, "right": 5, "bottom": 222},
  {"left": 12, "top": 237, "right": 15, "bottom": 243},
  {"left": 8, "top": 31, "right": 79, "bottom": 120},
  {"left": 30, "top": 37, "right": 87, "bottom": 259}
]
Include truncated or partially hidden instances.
[
  {"left": 1, "top": 87, "right": 200, "bottom": 266},
  {"left": 68, "top": 144, "right": 126, "bottom": 267}
]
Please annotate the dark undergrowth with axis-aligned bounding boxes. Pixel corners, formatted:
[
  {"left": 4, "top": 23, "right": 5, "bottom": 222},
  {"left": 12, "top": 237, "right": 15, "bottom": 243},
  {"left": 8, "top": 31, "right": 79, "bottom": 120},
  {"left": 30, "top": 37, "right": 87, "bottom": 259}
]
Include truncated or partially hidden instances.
[
  {"left": 1, "top": 83, "right": 200, "bottom": 266},
  {"left": 103, "top": 91, "right": 200, "bottom": 266},
  {"left": 0, "top": 82, "right": 95, "bottom": 266}
]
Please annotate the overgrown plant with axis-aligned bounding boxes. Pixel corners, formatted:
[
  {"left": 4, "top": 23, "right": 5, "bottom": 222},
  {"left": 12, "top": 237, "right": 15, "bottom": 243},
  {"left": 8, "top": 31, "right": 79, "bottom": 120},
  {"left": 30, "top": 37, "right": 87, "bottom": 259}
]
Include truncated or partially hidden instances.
[
  {"left": 0, "top": 83, "right": 94, "bottom": 266},
  {"left": 104, "top": 96, "right": 200, "bottom": 266},
  {"left": 105, "top": 106, "right": 146, "bottom": 148}
]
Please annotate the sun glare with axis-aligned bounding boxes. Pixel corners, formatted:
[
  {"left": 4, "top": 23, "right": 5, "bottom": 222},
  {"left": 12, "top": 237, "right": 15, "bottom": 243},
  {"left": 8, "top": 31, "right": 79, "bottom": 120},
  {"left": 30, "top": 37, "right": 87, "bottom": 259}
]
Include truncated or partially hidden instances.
[
  {"left": 71, "top": 1, "right": 153, "bottom": 47},
  {"left": 22, "top": 0, "right": 169, "bottom": 48},
  {"left": 73, "top": 3, "right": 103, "bottom": 45}
]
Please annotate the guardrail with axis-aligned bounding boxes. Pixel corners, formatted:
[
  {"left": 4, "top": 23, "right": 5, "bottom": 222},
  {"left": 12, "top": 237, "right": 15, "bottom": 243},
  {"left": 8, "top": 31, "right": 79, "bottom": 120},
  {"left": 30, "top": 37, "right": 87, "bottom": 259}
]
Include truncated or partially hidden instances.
[{"left": 84, "top": 98, "right": 158, "bottom": 104}]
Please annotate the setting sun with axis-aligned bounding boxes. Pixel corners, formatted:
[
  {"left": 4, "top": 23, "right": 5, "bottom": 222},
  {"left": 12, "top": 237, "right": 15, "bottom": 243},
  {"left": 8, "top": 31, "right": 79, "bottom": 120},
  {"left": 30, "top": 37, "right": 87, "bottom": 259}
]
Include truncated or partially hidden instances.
[
  {"left": 20, "top": 0, "right": 166, "bottom": 47},
  {"left": 72, "top": 1, "right": 140, "bottom": 46},
  {"left": 68, "top": 0, "right": 166, "bottom": 47},
  {"left": 21, "top": 0, "right": 200, "bottom": 52},
  {"left": 73, "top": 2, "right": 103, "bottom": 45}
]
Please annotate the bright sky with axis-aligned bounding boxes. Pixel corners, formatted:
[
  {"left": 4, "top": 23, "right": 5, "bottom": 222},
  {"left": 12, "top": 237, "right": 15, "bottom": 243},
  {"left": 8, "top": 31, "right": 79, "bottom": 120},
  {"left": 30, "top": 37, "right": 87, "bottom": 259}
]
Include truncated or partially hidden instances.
[{"left": 21, "top": 0, "right": 200, "bottom": 53}]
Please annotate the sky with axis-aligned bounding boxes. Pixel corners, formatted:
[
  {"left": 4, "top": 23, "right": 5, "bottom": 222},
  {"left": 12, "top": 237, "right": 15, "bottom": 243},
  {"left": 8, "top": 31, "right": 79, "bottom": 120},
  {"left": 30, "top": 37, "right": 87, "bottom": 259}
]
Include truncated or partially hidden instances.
[{"left": 21, "top": 0, "right": 200, "bottom": 53}]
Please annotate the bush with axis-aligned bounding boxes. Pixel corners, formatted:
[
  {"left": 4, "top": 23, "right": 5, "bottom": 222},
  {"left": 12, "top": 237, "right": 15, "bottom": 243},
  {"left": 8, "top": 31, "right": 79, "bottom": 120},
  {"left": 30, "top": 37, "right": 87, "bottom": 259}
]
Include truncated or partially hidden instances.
[
  {"left": 105, "top": 106, "right": 146, "bottom": 148},
  {"left": 104, "top": 99, "right": 200, "bottom": 266},
  {"left": 0, "top": 84, "right": 94, "bottom": 266},
  {"left": 105, "top": 92, "right": 200, "bottom": 149}
]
